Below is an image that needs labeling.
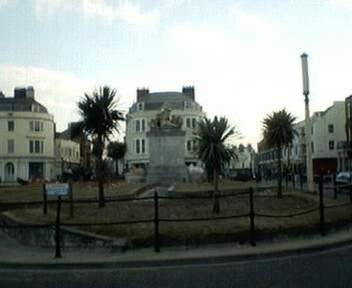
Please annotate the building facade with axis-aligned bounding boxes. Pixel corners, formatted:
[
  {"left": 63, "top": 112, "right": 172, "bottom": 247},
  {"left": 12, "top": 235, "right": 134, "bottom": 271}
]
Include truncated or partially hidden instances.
[
  {"left": 55, "top": 134, "right": 81, "bottom": 175},
  {"left": 125, "top": 86, "right": 205, "bottom": 172},
  {"left": 337, "top": 95, "right": 352, "bottom": 172},
  {"left": 257, "top": 101, "right": 347, "bottom": 178},
  {"left": 0, "top": 87, "right": 56, "bottom": 182}
]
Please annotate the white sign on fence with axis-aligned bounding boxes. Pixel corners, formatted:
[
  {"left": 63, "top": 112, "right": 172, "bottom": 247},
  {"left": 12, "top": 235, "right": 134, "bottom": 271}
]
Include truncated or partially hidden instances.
[{"left": 46, "top": 183, "right": 70, "bottom": 196}]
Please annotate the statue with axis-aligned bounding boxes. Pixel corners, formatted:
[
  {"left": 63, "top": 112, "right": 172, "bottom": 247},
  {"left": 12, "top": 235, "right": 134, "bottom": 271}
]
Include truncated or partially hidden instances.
[{"left": 150, "top": 108, "right": 183, "bottom": 129}]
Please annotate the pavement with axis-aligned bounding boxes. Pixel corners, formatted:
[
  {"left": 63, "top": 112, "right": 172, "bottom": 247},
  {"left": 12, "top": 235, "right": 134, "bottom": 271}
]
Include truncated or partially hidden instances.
[{"left": 2, "top": 225, "right": 352, "bottom": 269}]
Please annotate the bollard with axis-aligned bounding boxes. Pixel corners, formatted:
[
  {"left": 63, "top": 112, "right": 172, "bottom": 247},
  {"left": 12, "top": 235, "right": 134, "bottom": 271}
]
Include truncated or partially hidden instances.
[
  {"left": 55, "top": 196, "right": 62, "bottom": 258},
  {"left": 249, "top": 187, "right": 256, "bottom": 246},
  {"left": 318, "top": 175, "right": 326, "bottom": 236},
  {"left": 43, "top": 184, "right": 47, "bottom": 215},
  {"left": 154, "top": 191, "right": 160, "bottom": 252}
]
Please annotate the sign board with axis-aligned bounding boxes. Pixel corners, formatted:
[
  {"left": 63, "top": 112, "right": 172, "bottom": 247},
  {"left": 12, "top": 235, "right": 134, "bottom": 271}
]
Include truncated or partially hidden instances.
[{"left": 46, "top": 183, "right": 70, "bottom": 196}]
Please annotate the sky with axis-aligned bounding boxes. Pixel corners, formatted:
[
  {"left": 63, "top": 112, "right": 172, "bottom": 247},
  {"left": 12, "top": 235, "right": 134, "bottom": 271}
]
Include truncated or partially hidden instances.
[{"left": 1, "top": 0, "right": 352, "bottom": 148}]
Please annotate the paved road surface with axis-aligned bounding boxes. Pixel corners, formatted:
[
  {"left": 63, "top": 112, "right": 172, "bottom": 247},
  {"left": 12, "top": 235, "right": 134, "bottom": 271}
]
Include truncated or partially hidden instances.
[{"left": 1, "top": 243, "right": 352, "bottom": 288}]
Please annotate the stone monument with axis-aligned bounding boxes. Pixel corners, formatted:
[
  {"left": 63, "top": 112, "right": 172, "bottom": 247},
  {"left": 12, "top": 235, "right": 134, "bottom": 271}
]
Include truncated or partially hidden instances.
[{"left": 146, "top": 108, "right": 188, "bottom": 185}]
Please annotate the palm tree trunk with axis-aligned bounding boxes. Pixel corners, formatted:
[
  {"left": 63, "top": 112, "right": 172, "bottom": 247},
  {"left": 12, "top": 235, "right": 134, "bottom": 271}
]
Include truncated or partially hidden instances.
[
  {"left": 96, "top": 136, "right": 105, "bottom": 207},
  {"left": 286, "top": 146, "right": 290, "bottom": 192},
  {"left": 213, "top": 168, "right": 220, "bottom": 214},
  {"left": 277, "top": 146, "right": 282, "bottom": 199}
]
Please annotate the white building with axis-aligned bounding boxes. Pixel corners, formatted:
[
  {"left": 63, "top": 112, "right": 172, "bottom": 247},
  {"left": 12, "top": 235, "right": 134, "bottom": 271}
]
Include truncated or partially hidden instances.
[
  {"left": 309, "top": 101, "right": 346, "bottom": 174},
  {"left": 0, "top": 87, "right": 56, "bottom": 182},
  {"left": 55, "top": 129, "right": 81, "bottom": 176},
  {"left": 125, "top": 87, "right": 205, "bottom": 171},
  {"left": 258, "top": 101, "right": 347, "bottom": 178},
  {"left": 229, "top": 145, "right": 255, "bottom": 169}
]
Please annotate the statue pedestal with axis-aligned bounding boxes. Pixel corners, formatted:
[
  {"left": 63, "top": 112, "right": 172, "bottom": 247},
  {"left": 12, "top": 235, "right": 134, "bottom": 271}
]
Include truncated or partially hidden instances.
[{"left": 146, "top": 127, "right": 188, "bottom": 185}]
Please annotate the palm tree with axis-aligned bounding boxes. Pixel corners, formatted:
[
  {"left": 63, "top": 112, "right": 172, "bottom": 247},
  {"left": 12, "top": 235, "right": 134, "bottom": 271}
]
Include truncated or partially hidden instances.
[
  {"left": 262, "top": 109, "right": 296, "bottom": 198},
  {"left": 197, "top": 116, "right": 237, "bottom": 214},
  {"left": 107, "top": 141, "right": 127, "bottom": 177},
  {"left": 74, "top": 86, "right": 124, "bottom": 207}
]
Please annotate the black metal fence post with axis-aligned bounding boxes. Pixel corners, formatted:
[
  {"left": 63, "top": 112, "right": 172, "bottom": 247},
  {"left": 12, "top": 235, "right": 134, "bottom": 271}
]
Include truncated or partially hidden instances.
[
  {"left": 69, "top": 182, "right": 74, "bottom": 218},
  {"left": 55, "top": 196, "right": 62, "bottom": 258},
  {"left": 350, "top": 179, "right": 352, "bottom": 204},
  {"left": 319, "top": 176, "right": 326, "bottom": 236},
  {"left": 249, "top": 187, "right": 256, "bottom": 246},
  {"left": 43, "top": 184, "right": 47, "bottom": 215},
  {"left": 300, "top": 173, "right": 303, "bottom": 192},
  {"left": 154, "top": 191, "right": 160, "bottom": 252},
  {"left": 333, "top": 174, "right": 338, "bottom": 200}
]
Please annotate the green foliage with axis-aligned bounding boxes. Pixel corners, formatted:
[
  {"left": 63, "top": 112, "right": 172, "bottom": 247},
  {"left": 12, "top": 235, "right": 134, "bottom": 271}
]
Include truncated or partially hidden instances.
[
  {"left": 197, "top": 116, "right": 237, "bottom": 174},
  {"left": 76, "top": 86, "right": 124, "bottom": 142},
  {"left": 262, "top": 109, "right": 296, "bottom": 198},
  {"left": 262, "top": 109, "right": 297, "bottom": 150},
  {"left": 75, "top": 86, "right": 125, "bottom": 206},
  {"left": 107, "top": 141, "right": 127, "bottom": 177},
  {"left": 196, "top": 116, "right": 237, "bottom": 213},
  {"left": 107, "top": 141, "right": 127, "bottom": 160}
]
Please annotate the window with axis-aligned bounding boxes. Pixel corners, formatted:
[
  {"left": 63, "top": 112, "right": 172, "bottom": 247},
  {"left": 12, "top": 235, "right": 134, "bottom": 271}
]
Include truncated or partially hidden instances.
[
  {"left": 192, "top": 118, "right": 196, "bottom": 129},
  {"left": 311, "top": 142, "right": 314, "bottom": 153},
  {"left": 328, "top": 124, "right": 334, "bottom": 133},
  {"left": 30, "top": 121, "right": 43, "bottom": 132},
  {"left": 29, "top": 140, "right": 44, "bottom": 154},
  {"left": 8, "top": 139, "right": 14, "bottom": 153},
  {"left": 137, "top": 102, "right": 144, "bottom": 111},
  {"left": 142, "top": 119, "right": 145, "bottom": 132},
  {"left": 136, "top": 139, "right": 140, "bottom": 154},
  {"left": 186, "top": 118, "right": 191, "bottom": 128},
  {"left": 31, "top": 104, "right": 40, "bottom": 112},
  {"left": 141, "top": 139, "right": 145, "bottom": 153},
  {"left": 8, "top": 121, "right": 14, "bottom": 131},
  {"left": 187, "top": 140, "right": 192, "bottom": 151},
  {"left": 311, "top": 126, "right": 314, "bottom": 135},
  {"left": 329, "top": 140, "right": 335, "bottom": 150},
  {"left": 184, "top": 101, "right": 192, "bottom": 109},
  {"left": 136, "top": 120, "right": 140, "bottom": 132},
  {"left": 136, "top": 119, "right": 145, "bottom": 132}
]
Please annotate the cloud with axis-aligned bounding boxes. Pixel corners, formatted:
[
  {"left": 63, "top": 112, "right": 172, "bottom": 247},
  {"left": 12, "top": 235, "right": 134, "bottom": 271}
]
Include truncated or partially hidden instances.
[
  {"left": 0, "top": 64, "right": 94, "bottom": 131},
  {"left": 34, "top": 0, "right": 160, "bottom": 28},
  {"left": 162, "top": 6, "right": 301, "bottom": 146},
  {"left": 329, "top": 0, "right": 352, "bottom": 8},
  {"left": 0, "top": 0, "right": 9, "bottom": 8},
  {"left": 118, "top": 1, "right": 159, "bottom": 27},
  {"left": 35, "top": 0, "right": 78, "bottom": 17}
]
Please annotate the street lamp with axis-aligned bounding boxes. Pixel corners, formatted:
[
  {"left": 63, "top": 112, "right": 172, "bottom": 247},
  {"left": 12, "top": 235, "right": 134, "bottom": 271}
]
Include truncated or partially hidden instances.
[{"left": 300, "top": 53, "right": 314, "bottom": 192}]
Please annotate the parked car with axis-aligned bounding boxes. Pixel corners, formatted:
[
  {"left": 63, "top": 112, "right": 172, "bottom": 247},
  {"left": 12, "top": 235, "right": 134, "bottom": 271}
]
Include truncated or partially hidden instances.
[{"left": 336, "top": 172, "right": 352, "bottom": 185}]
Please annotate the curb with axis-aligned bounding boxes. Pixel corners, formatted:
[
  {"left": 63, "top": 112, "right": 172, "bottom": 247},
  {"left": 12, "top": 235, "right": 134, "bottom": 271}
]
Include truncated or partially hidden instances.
[{"left": 1, "top": 233, "right": 352, "bottom": 270}]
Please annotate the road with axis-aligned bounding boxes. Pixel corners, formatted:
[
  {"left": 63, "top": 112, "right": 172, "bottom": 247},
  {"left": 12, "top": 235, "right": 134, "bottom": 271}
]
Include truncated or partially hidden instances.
[{"left": 1, "top": 243, "right": 352, "bottom": 288}]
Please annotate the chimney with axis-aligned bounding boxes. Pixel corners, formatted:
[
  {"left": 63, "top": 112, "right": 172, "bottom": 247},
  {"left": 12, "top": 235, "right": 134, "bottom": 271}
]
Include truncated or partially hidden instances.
[
  {"left": 26, "top": 86, "right": 35, "bottom": 99},
  {"left": 182, "top": 86, "right": 195, "bottom": 101},
  {"left": 137, "top": 88, "right": 149, "bottom": 102},
  {"left": 14, "top": 87, "right": 26, "bottom": 99}
]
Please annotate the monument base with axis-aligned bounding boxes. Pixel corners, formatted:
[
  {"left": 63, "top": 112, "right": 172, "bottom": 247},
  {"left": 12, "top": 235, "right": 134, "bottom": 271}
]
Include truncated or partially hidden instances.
[{"left": 147, "top": 165, "right": 188, "bottom": 186}]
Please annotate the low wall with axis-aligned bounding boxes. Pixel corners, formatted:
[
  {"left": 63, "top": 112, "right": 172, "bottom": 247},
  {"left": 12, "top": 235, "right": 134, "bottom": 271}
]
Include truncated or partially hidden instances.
[{"left": 0, "top": 212, "right": 129, "bottom": 250}]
